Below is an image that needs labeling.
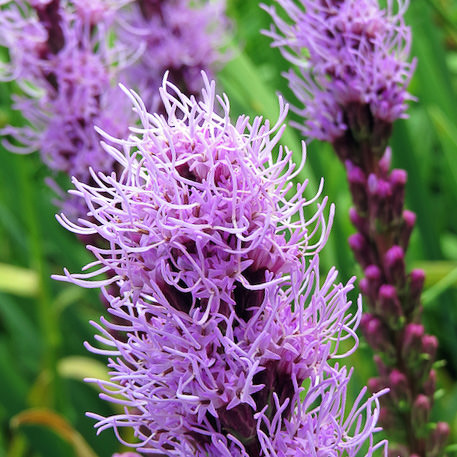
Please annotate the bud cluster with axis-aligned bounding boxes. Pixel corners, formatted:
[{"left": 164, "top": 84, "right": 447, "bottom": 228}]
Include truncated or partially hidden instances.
[
  {"left": 339, "top": 108, "right": 446, "bottom": 457},
  {"left": 337, "top": 58, "right": 446, "bottom": 457}
]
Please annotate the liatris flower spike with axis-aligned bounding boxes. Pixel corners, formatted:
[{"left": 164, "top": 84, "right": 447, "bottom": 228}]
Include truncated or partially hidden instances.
[
  {"left": 263, "top": 0, "right": 416, "bottom": 161},
  {"left": 265, "top": 1, "right": 448, "bottom": 456},
  {"left": 54, "top": 72, "right": 388, "bottom": 456},
  {"left": 0, "top": 0, "right": 133, "bottom": 219}
]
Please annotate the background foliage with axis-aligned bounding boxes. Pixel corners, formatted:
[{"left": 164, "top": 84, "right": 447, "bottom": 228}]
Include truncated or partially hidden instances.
[{"left": 1, "top": 0, "right": 457, "bottom": 455}]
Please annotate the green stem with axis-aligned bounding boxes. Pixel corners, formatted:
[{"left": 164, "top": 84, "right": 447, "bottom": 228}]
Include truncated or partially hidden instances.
[{"left": 17, "top": 156, "right": 61, "bottom": 408}]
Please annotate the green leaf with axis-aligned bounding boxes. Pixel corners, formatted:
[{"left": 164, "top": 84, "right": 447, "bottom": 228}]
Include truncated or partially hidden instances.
[
  {"left": 57, "top": 356, "right": 110, "bottom": 384},
  {"left": 418, "top": 262, "right": 457, "bottom": 306},
  {"left": 0, "top": 263, "right": 38, "bottom": 297}
]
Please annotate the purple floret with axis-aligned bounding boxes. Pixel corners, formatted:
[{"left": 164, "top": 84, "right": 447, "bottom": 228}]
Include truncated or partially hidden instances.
[{"left": 54, "top": 73, "right": 387, "bottom": 456}]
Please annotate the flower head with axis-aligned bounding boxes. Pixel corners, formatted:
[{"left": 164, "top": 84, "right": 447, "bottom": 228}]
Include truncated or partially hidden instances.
[
  {"left": 57, "top": 72, "right": 331, "bottom": 318},
  {"left": 55, "top": 73, "right": 386, "bottom": 456},
  {"left": 264, "top": 0, "right": 416, "bottom": 143}
]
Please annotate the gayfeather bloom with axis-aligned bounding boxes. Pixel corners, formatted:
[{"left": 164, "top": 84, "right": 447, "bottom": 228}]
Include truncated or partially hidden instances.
[
  {"left": 0, "top": 0, "right": 133, "bottom": 217},
  {"left": 55, "top": 73, "right": 387, "bottom": 456},
  {"left": 263, "top": 0, "right": 416, "bottom": 144}
]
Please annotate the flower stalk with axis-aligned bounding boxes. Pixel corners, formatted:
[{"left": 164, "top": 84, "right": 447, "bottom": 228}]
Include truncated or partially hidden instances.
[{"left": 264, "top": 0, "right": 449, "bottom": 455}]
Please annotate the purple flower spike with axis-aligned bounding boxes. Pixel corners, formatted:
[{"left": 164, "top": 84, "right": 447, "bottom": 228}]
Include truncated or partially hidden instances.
[
  {"left": 54, "top": 73, "right": 387, "bottom": 456},
  {"left": 263, "top": 0, "right": 416, "bottom": 144},
  {"left": 265, "top": 2, "right": 446, "bottom": 455},
  {"left": 0, "top": 0, "right": 134, "bottom": 218}
]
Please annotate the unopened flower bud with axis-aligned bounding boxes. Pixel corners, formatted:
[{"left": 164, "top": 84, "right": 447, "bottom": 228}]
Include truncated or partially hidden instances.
[
  {"left": 412, "top": 394, "right": 431, "bottom": 430},
  {"left": 419, "top": 334, "right": 439, "bottom": 380},
  {"left": 349, "top": 233, "right": 372, "bottom": 268},
  {"left": 377, "top": 284, "right": 403, "bottom": 327},
  {"left": 390, "top": 169, "right": 407, "bottom": 219},
  {"left": 402, "top": 323, "right": 424, "bottom": 360},
  {"left": 367, "top": 174, "right": 392, "bottom": 226},
  {"left": 427, "top": 422, "right": 450, "bottom": 457},
  {"left": 368, "top": 377, "right": 384, "bottom": 394},
  {"left": 424, "top": 369, "right": 437, "bottom": 397},
  {"left": 349, "top": 207, "right": 368, "bottom": 234},
  {"left": 389, "top": 369, "right": 410, "bottom": 403},
  {"left": 360, "top": 265, "right": 382, "bottom": 307},
  {"left": 360, "top": 314, "right": 392, "bottom": 353},
  {"left": 379, "top": 147, "right": 392, "bottom": 175},
  {"left": 407, "top": 269, "right": 425, "bottom": 314},
  {"left": 422, "top": 334, "right": 438, "bottom": 360},
  {"left": 384, "top": 246, "right": 406, "bottom": 286},
  {"left": 346, "top": 161, "right": 368, "bottom": 212},
  {"left": 399, "top": 209, "right": 416, "bottom": 250}
]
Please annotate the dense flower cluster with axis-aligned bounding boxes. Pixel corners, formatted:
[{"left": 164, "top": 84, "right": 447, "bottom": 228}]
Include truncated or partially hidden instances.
[
  {"left": 55, "top": 74, "right": 387, "bottom": 456},
  {"left": 0, "top": 0, "right": 133, "bottom": 217},
  {"left": 263, "top": 0, "right": 416, "bottom": 144},
  {"left": 117, "top": 0, "right": 227, "bottom": 106}
]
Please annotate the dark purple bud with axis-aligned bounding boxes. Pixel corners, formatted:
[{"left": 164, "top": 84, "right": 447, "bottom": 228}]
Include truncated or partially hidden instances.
[
  {"left": 366, "top": 264, "right": 382, "bottom": 282},
  {"left": 367, "top": 174, "right": 392, "bottom": 227},
  {"left": 424, "top": 370, "right": 437, "bottom": 397},
  {"left": 402, "top": 323, "right": 424, "bottom": 361},
  {"left": 389, "top": 369, "right": 410, "bottom": 403},
  {"left": 360, "top": 314, "right": 392, "bottom": 353},
  {"left": 408, "top": 269, "right": 425, "bottom": 312},
  {"left": 367, "top": 173, "right": 378, "bottom": 195},
  {"left": 419, "top": 334, "right": 439, "bottom": 382},
  {"left": 360, "top": 265, "right": 382, "bottom": 306},
  {"left": 377, "top": 284, "right": 403, "bottom": 327},
  {"left": 412, "top": 394, "right": 431, "bottom": 430},
  {"left": 399, "top": 209, "right": 416, "bottom": 249},
  {"left": 368, "top": 377, "right": 384, "bottom": 393},
  {"left": 374, "top": 355, "right": 389, "bottom": 377},
  {"left": 349, "top": 233, "right": 372, "bottom": 268},
  {"left": 390, "top": 169, "right": 407, "bottom": 219},
  {"left": 379, "top": 147, "right": 392, "bottom": 175},
  {"left": 422, "top": 334, "right": 438, "bottom": 360},
  {"left": 377, "top": 179, "right": 392, "bottom": 200},
  {"left": 384, "top": 246, "right": 406, "bottom": 286},
  {"left": 346, "top": 161, "right": 368, "bottom": 212},
  {"left": 349, "top": 207, "right": 368, "bottom": 234},
  {"left": 427, "top": 422, "right": 450, "bottom": 457}
]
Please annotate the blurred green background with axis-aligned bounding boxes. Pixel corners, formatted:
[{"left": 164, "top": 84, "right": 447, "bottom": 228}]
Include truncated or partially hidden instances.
[{"left": 1, "top": 0, "right": 457, "bottom": 455}]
